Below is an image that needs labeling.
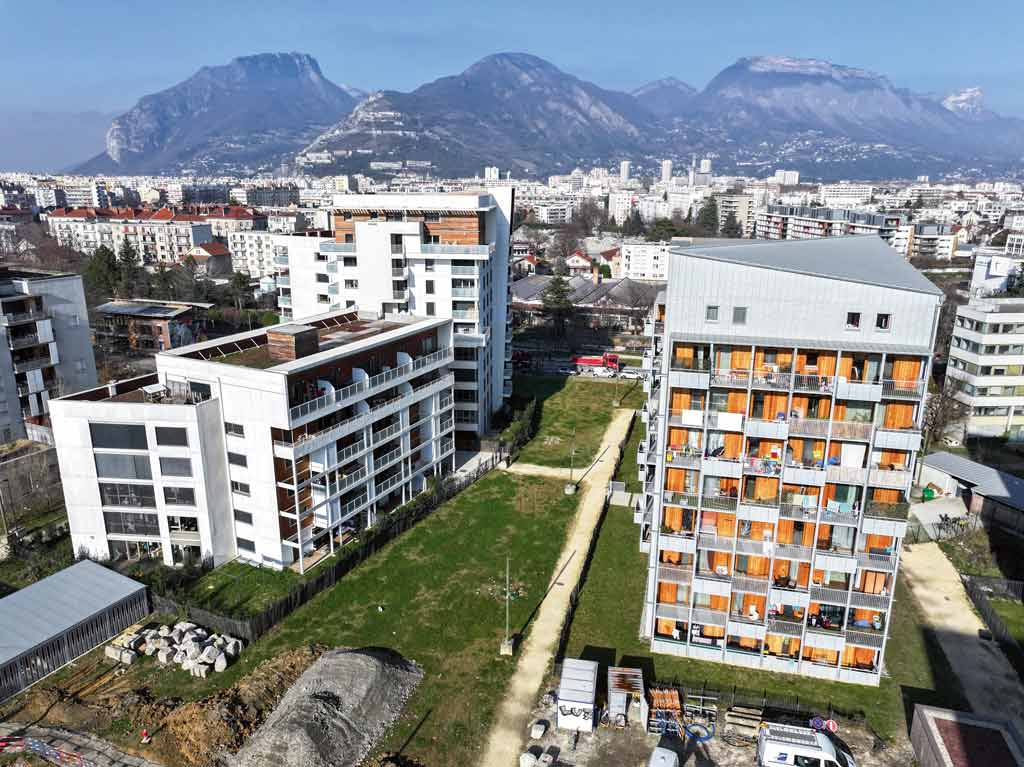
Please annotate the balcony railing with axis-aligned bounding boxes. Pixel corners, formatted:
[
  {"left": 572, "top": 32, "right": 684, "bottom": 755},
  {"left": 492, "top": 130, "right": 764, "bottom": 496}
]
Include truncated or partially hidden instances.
[
  {"left": 0, "top": 309, "right": 47, "bottom": 325},
  {"left": 864, "top": 500, "right": 910, "bottom": 520},
  {"left": 702, "top": 494, "right": 739, "bottom": 511},
  {"left": 780, "top": 503, "right": 818, "bottom": 520},
  {"left": 868, "top": 468, "right": 911, "bottom": 490},
  {"left": 793, "top": 374, "right": 834, "bottom": 393},
  {"left": 742, "top": 457, "right": 782, "bottom": 477},
  {"left": 767, "top": 617, "right": 803, "bottom": 637},
  {"left": 375, "top": 468, "right": 408, "bottom": 496},
  {"left": 665, "top": 447, "right": 702, "bottom": 468},
  {"left": 452, "top": 309, "right": 478, "bottom": 320},
  {"left": 882, "top": 379, "right": 926, "bottom": 399},
  {"left": 8, "top": 334, "right": 41, "bottom": 350},
  {"left": 830, "top": 420, "right": 874, "bottom": 441},
  {"left": 657, "top": 563, "right": 693, "bottom": 585},
  {"left": 278, "top": 295, "right": 292, "bottom": 307},
  {"left": 698, "top": 532, "right": 734, "bottom": 551},
  {"left": 13, "top": 356, "right": 54, "bottom": 373},
  {"left": 850, "top": 591, "right": 890, "bottom": 610},
  {"left": 731, "top": 574, "right": 770, "bottom": 595},
  {"left": 451, "top": 265, "right": 477, "bottom": 275},
  {"left": 277, "top": 274, "right": 290, "bottom": 286},
  {"left": 856, "top": 551, "right": 897, "bottom": 571},
  {"left": 691, "top": 607, "right": 728, "bottom": 626},
  {"left": 810, "top": 585, "right": 848, "bottom": 604},
  {"left": 421, "top": 243, "right": 494, "bottom": 256},
  {"left": 775, "top": 543, "right": 813, "bottom": 561},
  {"left": 670, "top": 358, "right": 711, "bottom": 372},
  {"left": 320, "top": 242, "right": 357, "bottom": 253},
  {"left": 751, "top": 370, "right": 793, "bottom": 390},
  {"left": 452, "top": 287, "right": 478, "bottom": 298},
  {"left": 289, "top": 346, "right": 453, "bottom": 422},
  {"left": 710, "top": 368, "right": 750, "bottom": 387},
  {"left": 788, "top": 417, "right": 830, "bottom": 438}
]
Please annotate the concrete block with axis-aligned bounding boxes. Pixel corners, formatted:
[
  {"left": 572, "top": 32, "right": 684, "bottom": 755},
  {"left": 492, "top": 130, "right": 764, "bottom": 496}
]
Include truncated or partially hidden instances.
[
  {"left": 157, "top": 648, "right": 175, "bottom": 665},
  {"left": 199, "top": 645, "right": 219, "bottom": 664},
  {"left": 144, "top": 645, "right": 157, "bottom": 657},
  {"left": 225, "top": 640, "right": 243, "bottom": 658},
  {"left": 173, "top": 650, "right": 188, "bottom": 665},
  {"left": 125, "top": 635, "right": 144, "bottom": 651},
  {"left": 192, "top": 663, "right": 211, "bottom": 679},
  {"left": 118, "top": 649, "right": 137, "bottom": 666},
  {"left": 174, "top": 622, "right": 197, "bottom": 632},
  {"left": 104, "top": 645, "right": 121, "bottom": 661},
  {"left": 213, "top": 652, "right": 228, "bottom": 673},
  {"left": 185, "top": 645, "right": 201, "bottom": 661},
  {"left": 158, "top": 625, "right": 172, "bottom": 637}
]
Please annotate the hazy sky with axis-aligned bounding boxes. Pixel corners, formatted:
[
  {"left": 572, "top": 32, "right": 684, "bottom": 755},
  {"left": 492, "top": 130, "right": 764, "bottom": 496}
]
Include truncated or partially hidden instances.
[{"left": 4, "top": 0, "right": 1023, "bottom": 116}]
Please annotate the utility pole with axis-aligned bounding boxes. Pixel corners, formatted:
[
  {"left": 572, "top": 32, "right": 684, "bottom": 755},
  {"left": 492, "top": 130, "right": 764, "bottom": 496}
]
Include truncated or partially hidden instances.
[{"left": 500, "top": 555, "right": 514, "bottom": 656}]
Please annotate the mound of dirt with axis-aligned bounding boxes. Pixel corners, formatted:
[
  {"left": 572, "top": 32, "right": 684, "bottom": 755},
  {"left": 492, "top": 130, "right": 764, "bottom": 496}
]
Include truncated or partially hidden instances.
[
  {"left": 230, "top": 648, "right": 423, "bottom": 767},
  {"left": 162, "top": 644, "right": 325, "bottom": 767}
]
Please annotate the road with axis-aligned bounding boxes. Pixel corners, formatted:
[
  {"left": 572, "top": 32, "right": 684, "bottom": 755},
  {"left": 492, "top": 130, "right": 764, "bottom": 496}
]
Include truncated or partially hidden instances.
[{"left": 480, "top": 408, "right": 633, "bottom": 767}]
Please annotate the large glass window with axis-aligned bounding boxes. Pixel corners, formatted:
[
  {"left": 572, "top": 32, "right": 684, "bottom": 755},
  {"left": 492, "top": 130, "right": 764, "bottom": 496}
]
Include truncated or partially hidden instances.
[
  {"left": 90, "top": 423, "right": 147, "bottom": 450},
  {"left": 99, "top": 482, "right": 156, "bottom": 508},
  {"left": 228, "top": 452, "right": 247, "bottom": 467},
  {"left": 159, "top": 457, "right": 192, "bottom": 477},
  {"left": 94, "top": 453, "right": 152, "bottom": 480},
  {"left": 155, "top": 427, "right": 188, "bottom": 446},
  {"left": 167, "top": 515, "right": 199, "bottom": 532},
  {"left": 163, "top": 486, "right": 196, "bottom": 506},
  {"left": 103, "top": 510, "right": 159, "bottom": 535}
]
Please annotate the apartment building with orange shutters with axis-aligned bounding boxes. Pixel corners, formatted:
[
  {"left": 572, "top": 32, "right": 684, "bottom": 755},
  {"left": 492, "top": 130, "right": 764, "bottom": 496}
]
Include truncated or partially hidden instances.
[{"left": 637, "top": 236, "right": 942, "bottom": 685}]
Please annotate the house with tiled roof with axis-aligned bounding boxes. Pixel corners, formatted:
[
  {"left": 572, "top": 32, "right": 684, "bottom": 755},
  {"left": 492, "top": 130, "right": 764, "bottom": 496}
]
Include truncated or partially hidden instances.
[
  {"left": 565, "top": 249, "right": 594, "bottom": 277},
  {"left": 183, "top": 241, "right": 233, "bottom": 277}
]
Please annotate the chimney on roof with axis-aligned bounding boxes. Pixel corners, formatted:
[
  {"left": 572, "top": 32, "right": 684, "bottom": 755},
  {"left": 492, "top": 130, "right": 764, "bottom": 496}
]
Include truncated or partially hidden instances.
[{"left": 266, "top": 324, "right": 320, "bottom": 362}]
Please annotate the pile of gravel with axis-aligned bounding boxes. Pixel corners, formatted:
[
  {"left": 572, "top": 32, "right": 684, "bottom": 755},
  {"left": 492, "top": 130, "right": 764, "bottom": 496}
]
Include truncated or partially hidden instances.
[{"left": 229, "top": 648, "right": 423, "bottom": 767}]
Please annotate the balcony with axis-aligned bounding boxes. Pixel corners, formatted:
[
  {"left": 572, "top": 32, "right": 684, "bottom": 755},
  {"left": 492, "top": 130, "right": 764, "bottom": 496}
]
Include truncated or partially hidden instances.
[
  {"left": 882, "top": 379, "right": 926, "bottom": 399},
  {"left": 845, "top": 630, "right": 884, "bottom": 649},
  {"left": 668, "top": 408, "right": 704, "bottom": 427},
  {"left": 663, "top": 490, "right": 700, "bottom": 508},
  {"left": 391, "top": 267, "right": 408, "bottom": 277},
  {"left": 701, "top": 456, "right": 742, "bottom": 479},
  {"left": 702, "top": 494, "right": 739, "bottom": 512},
  {"left": 644, "top": 320, "right": 664, "bottom": 336},
  {"left": 710, "top": 368, "right": 750, "bottom": 388},
  {"left": 864, "top": 500, "right": 910, "bottom": 520},
  {"left": 868, "top": 468, "right": 911, "bottom": 490},
  {"left": 788, "top": 417, "right": 831, "bottom": 438},
  {"left": 691, "top": 607, "right": 728, "bottom": 627},
  {"left": 775, "top": 543, "right": 814, "bottom": 561},
  {"left": 13, "top": 356, "right": 54, "bottom": 373},
  {"left": 745, "top": 418, "right": 788, "bottom": 440},
  {"left": 809, "top": 585, "right": 848, "bottom": 605},
  {"left": 825, "top": 465, "right": 868, "bottom": 485},
  {"left": 779, "top": 503, "right": 818, "bottom": 520},
  {"left": 8, "top": 333, "right": 42, "bottom": 350},
  {"left": 751, "top": 370, "right": 792, "bottom": 391},
  {"left": 856, "top": 551, "right": 897, "bottom": 571},
  {"left": 320, "top": 242, "right": 357, "bottom": 253},
  {"left": 0, "top": 309, "right": 47, "bottom": 326},
  {"left": 452, "top": 309, "right": 478, "bottom": 320},
  {"left": 782, "top": 464, "right": 827, "bottom": 486},
  {"left": 731, "top": 574, "right": 770, "bottom": 595},
  {"left": 698, "top": 531, "right": 734, "bottom": 551},
  {"left": 328, "top": 284, "right": 340, "bottom": 295},
  {"left": 658, "top": 563, "right": 693, "bottom": 585},
  {"left": 829, "top": 419, "right": 874, "bottom": 441},
  {"left": 665, "top": 448, "right": 702, "bottom": 469},
  {"left": 835, "top": 378, "right": 883, "bottom": 402},
  {"left": 278, "top": 294, "right": 292, "bottom": 307},
  {"left": 873, "top": 427, "right": 922, "bottom": 452},
  {"left": 392, "top": 289, "right": 410, "bottom": 301},
  {"left": 850, "top": 591, "right": 891, "bottom": 610},
  {"left": 273, "top": 255, "right": 289, "bottom": 266},
  {"left": 326, "top": 262, "right": 339, "bottom": 273},
  {"left": 451, "top": 265, "right": 477, "bottom": 275},
  {"left": 705, "top": 410, "right": 745, "bottom": 431},
  {"left": 421, "top": 243, "right": 494, "bottom": 257},
  {"left": 742, "top": 457, "right": 782, "bottom": 477},
  {"left": 452, "top": 287, "right": 478, "bottom": 299},
  {"left": 767, "top": 617, "right": 804, "bottom": 637},
  {"left": 793, "top": 374, "right": 834, "bottom": 394},
  {"left": 277, "top": 274, "right": 290, "bottom": 286}
]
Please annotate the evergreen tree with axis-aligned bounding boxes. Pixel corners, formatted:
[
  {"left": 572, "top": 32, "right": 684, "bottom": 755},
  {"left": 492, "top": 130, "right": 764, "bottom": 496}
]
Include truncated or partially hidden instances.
[
  {"left": 230, "top": 271, "right": 250, "bottom": 312},
  {"left": 696, "top": 198, "right": 719, "bottom": 235},
  {"left": 82, "top": 245, "right": 119, "bottom": 299},
  {"left": 116, "top": 240, "right": 141, "bottom": 297},
  {"left": 151, "top": 264, "right": 175, "bottom": 300},
  {"left": 721, "top": 211, "right": 743, "bottom": 238},
  {"left": 540, "top": 275, "right": 574, "bottom": 337}
]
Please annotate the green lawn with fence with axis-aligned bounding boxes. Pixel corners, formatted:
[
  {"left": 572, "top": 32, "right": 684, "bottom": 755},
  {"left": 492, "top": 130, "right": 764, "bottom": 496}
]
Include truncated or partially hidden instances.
[
  {"left": 102, "top": 472, "right": 580, "bottom": 767},
  {"left": 562, "top": 506, "right": 967, "bottom": 741},
  {"left": 512, "top": 375, "right": 645, "bottom": 468}
]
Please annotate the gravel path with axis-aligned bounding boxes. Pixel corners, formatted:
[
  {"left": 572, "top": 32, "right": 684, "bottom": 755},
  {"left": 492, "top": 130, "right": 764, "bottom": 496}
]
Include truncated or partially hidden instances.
[
  {"left": 0, "top": 722, "right": 164, "bottom": 767},
  {"left": 900, "top": 541, "right": 1024, "bottom": 726},
  {"left": 480, "top": 409, "right": 633, "bottom": 767}
]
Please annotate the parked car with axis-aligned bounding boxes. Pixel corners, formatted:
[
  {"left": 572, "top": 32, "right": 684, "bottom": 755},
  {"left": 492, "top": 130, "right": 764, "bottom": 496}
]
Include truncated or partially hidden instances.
[
  {"left": 591, "top": 366, "right": 617, "bottom": 378},
  {"left": 618, "top": 367, "right": 643, "bottom": 379},
  {"left": 556, "top": 366, "right": 576, "bottom": 376}
]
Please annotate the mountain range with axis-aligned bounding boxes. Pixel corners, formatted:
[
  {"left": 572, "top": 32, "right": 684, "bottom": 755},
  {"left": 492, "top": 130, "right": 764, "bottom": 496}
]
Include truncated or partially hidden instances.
[{"left": 65, "top": 51, "right": 1024, "bottom": 179}]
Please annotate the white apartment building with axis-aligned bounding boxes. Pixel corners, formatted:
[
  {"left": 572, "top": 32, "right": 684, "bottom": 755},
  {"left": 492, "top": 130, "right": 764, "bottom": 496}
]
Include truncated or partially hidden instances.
[
  {"left": 532, "top": 201, "right": 573, "bottom": 225},
  {"left": 716, "top": 195, "right": 755, "bottom": 237},
  {"left": 1004, "top": 210, "right": 1024, "bottom": 232},
  {"left": 228, "top": 230, "right": 278, "bottom": 278},
  {"left": 620, "top": 161, "right": 631, "bottom": 184},
  {"left": 819, "top": 184, "right": 873, "bottom": 207},
  {"left": 274, "top": 190, "right": 512, "bottom": 446},
  {"left": 947, "top": 252, "right": 1024, "bottom": 439},
  {"left": 621, "top": 240, "right": 673, "bottom": 281},
  {"left": 610, "top": 191, "right": 638, "bottom": 225},
  {"left": 51, "top": 309, "right": 456, "bottom": 572},
  {"left": 0, "top": 265, "right": 97, "bottom": 442},
  {"left": 754, "top": 206, "right": 910, "bottom": 257},
  {"left": 1007, "top": 234, "right": 1024, "bottom": 257},
  {"left": 62, "top": 183, "right": 109, "bottom": 209},
  {"left": 45, "top": 208, "right": 213, "bottom": 264},
  {"left": 27, "top": 186, "right": 66, "bottom": 209},
  {"left": 661, "top": 160, "right": 673, "bottom": 184},
  {"left": 907, "top": 224, "right": 963, "bottom": 260},
  {"left": 205, "top": 207, "right": 266, "bottom": 239},
  {"left": 639, "top": 236, "right": 941, "bottom": 685}
]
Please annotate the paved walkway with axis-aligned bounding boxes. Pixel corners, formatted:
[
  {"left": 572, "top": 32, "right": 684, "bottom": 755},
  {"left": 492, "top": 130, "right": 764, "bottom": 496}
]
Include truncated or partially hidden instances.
[
  {"left": 0, "top": 723, "right": 163, "bottom": 767},
  {"left": 481, "top": 409, "right": 633, "bottom": 766},
  {"left": 900, "top": 542, "right": 1024, "bottom": 725}
]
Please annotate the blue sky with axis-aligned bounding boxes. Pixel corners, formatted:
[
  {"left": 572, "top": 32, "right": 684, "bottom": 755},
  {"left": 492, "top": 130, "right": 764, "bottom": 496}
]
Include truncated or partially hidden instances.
[{"left": 4, "top": 0, "right": 1023, "bottom": 116}]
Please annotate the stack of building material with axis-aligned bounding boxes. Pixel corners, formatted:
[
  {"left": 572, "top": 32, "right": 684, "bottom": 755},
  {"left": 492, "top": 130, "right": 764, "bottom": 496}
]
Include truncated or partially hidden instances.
[
  {"left": 648, "top": 688, "right": 683, "bottom": 734},
  {"left": 107, "top": 621, "right": 243, "bottom": 676}
]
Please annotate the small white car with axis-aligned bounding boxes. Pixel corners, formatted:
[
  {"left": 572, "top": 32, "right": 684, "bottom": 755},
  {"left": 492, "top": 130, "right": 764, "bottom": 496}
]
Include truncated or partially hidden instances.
[
  {"left": 556, "top": 366, "right": 576, "bottom": 376},
  {"left": 591, "top": 367, "right": 616, "bottom": 378},
  {"left": 618, "top": 367, "right": 643, "bottom": 379}
]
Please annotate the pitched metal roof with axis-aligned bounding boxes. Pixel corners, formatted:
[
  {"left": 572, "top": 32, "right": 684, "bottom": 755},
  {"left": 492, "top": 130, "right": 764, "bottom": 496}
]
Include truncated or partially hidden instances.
[
  {"left": 674, "top": 235, "right": 943, "bottom": 296},
  {"left": 922, "top": 451, "right": 1024, "bottom": 512},
  {"left": 0, "top": 561, "right": 146, "bottom": 666}
]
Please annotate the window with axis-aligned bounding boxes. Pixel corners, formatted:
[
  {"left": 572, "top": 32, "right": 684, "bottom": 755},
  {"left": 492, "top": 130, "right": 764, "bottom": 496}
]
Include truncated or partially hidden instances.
[
  {"left": 732, "top": 307, "right": 747, "bottom": 325},
  {"left": 875, "top": 313, "right": 891, "bottom": 331},
  {"left": 236, "top": 537, "right": 255, "bottom": 552},
  {"left": 317, "top": 294, "right": 330, "bottom": 304},
  {"left": 426, "top": 302, "right": 435, "bottom": 317},
  {"left": 846, "top": 312, "right": 861, "bottom": 329},
  {"left": 94, "top": 453, "right": 151, "bottom": 480},
  {"left": 342, "top": 211, "right": 352, "bottom": 220},
  {"left": 99, "top": 482, "right": 156, "bottom": 508},
  {"left": 159, "top": 457, "right": 192, "bottom": 477},
  {"left": 163, "top": 486, "right": 196, "bottom": 505},
  {"left": 225, "top": 422, "right": 244, "bottom": 437},
  {"left": 425, "top": 259, "right": 435, "bottom": 272},
  {"left": 345, "top": 300, "right": 356, "bottom": 308},
  {"left": 705, "top": 305, "right": 719, "bottom": 322},
  {"left": 344, "top": 279, "right": 358, "bottom": 289},
  {"left": 90, "top": 423, "right": 147, "bottom": 450},
  {"left": 231, "top": 480, "right": 250, "bottom": 496},
  {"left": 343, "top": 256, "right": 357, "bottom": 267},
  {"left": 344, "top": 233, "right": 354, "bottom": 243},
  {"left": 316, "top": 273, "right": 329, "bottom": 283},
  {"left": 167, "top": 515, "right": 198, "bottom": 532},
  {"left": 228, "top": 452, "right": 247, "bottom": 467},
  {"left": 103, "top": 510, "right": 159, "bottom": 536},
  {"left": 425, "top": 279, "right": 435, "bottom": 295},
  {"left": 155, "top": 427, "right": 188, "bottom": 447},
  {"left": 234, "top": 509, "right": 253, "bottom": 525}
]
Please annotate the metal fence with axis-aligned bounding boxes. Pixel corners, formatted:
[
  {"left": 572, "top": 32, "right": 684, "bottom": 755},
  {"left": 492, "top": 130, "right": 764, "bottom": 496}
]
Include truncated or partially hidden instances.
[
  {"left": 152, "top": 453, "right": 504, "bottom": 642},
  {"left": 905, "top": 512, "right": 982, "bottom": 544},
  {"left": 962, "top": 576, "right": 1024, "bottom": 669}
]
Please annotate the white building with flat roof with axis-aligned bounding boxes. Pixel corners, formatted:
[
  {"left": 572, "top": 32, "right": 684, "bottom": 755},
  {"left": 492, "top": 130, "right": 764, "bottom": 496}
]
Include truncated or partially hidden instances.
[{"left": 51, "top": 309, "right": 456, "bottom": 572}]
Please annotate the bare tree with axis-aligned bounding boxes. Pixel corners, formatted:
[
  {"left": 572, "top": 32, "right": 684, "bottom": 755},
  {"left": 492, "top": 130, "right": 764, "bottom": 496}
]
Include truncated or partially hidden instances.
[{"left": 922, "top": 384, "right": 969, "bottom": 452}]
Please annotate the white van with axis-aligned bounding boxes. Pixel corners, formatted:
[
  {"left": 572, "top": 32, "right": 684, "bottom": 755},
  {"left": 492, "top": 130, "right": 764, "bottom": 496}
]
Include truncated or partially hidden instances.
[{"left": 756, "top": 723, "right": 856, "bottom": 767}]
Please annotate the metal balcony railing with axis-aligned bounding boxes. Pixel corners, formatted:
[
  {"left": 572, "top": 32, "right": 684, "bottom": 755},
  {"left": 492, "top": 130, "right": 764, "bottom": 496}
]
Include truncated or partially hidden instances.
[
  {"left": 810, "top": 585, "right": 849, "bottom": 604},
  {"left": 710, "top": 368, "right": 750, "bottom": 387},
  {"left": 421, "top": 243, "right": 494, "bottom": 256},
  {"left": 742, "top": 457, "right": 782, "bottom": 476},
  {"left": 881, "top": 379, "right": 926, "bottom": 399},
  {"left": 864, "top": 500, "right": 910, "bottom": 520},
  {"left": 793, "top": 374, "right": 835, "bottom": 393}
]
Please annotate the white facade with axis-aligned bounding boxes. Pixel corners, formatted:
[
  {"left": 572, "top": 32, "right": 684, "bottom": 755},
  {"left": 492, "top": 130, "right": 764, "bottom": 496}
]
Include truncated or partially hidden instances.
[
  {"left": 0, "top": 267, "right": 97, "bottom": 442},
  {"left": 619, "top": 161, "right": 631, "bottom": 184},
  {"left": 660, "top": 160, "right": 673, "bottom": 184},
  {"left": 52, "top": 310, "right": 457, "bottom": 572},
  {"left": 609, "top": 191, "right": 637, "bottom": 225},
  {"left": 228, "top": 230, "right": 277, "bottom": 277},
  {"left": 62, "top": 184, "right": 109, "bottom": 209},
  {"left": 621, "top": 240, "right": 672, "bottom": 281},
  {"left": 276, "top": 190, "right": 513, "bottom": 441},
  {"left": 45, "top": 210, "right": 213, "bottom": 264}
]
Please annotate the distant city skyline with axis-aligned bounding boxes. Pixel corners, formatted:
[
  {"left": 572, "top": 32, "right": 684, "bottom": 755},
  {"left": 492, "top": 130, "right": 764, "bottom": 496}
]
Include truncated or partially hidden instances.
[{"left": 3, "top": 0, "right": 1024, "bottom": 117}]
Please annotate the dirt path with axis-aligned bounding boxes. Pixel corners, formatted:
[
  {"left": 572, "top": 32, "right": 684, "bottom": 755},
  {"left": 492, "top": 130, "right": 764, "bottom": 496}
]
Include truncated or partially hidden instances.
[
  {"left": 900, "top": 542, "right": 1024, "bottom": 725},
  {"left": 501, "top": 463, "right": 574, "bottom": 480},
  {"left": 0, "top": 722, "right": 164, "bottom": 767},
  {"left": 480, "top": 409, "right": 633, "bottom": 767}
]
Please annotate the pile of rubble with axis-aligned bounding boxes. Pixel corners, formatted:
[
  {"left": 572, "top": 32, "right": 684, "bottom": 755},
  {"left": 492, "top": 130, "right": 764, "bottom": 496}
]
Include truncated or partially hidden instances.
[{"left": 105, "top": 621, "right": 244, "bottom": 678}]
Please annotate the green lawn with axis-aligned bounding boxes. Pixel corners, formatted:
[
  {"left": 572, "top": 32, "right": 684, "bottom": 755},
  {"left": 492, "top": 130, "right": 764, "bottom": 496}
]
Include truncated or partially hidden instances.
[
  {"left": 513, "top": 375, "right": 645, "bottom": 468},
  {"left": 116, "top": 472, "right": 580, "bottom": 767},
  {"left": 614, "top": 418, "right": 644, "bottom": 494},
  {"left": 563, "top": 507, "right": 967, "bottom": 741},
  {"left": 938, "top": 525, "right": 1024, "bottom": 580},
  {"left": 0, "top": 536, "right": 74, "bottom": 597},
  {"left": 991, "top": 598, "right": 1024, "bottom": 644},
  {"left": 183, "top": 561, "right": 302, "bottom": 616}
]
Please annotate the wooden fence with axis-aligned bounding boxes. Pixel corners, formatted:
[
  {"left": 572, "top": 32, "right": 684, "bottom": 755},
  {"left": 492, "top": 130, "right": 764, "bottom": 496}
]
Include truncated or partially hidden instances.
[
  {"left": 151, "top": 452, "right": 504, "bottom": 642},
  {"left": 962, "top": 575, "right": 1024, "bottom": 671}
]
